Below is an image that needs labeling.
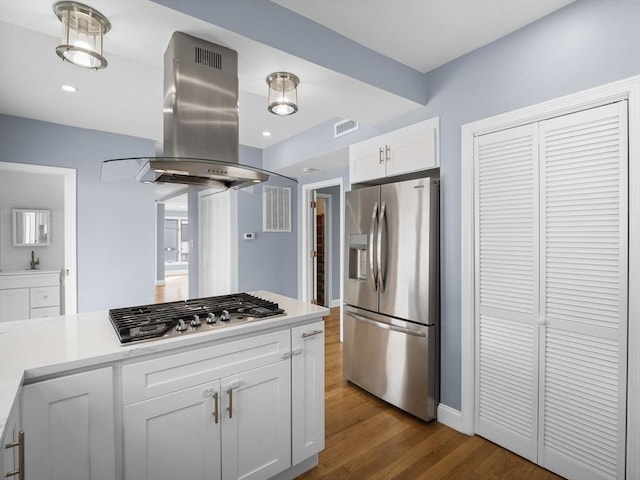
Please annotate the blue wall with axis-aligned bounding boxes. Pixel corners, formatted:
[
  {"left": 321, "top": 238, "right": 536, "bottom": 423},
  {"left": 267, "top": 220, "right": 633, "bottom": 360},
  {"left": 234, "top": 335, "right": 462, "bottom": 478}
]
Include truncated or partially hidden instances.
[
  {"left": 2, "top": 0, "right": 638, "bottom": 411},
  {"left": 0, "top": 114, "right": 157, "bottom": 312},
  {"left": 260, "top": 0, "right": 640, "bottom": 410},
  {"left": 0, "top": 116, "right": 299, "bottom": 311},
  {"left": 417, "top": 0, "right": 640, "bottom": 410},
  {"left": 235, "top": 146, "right": 298, "bottom": 298}
]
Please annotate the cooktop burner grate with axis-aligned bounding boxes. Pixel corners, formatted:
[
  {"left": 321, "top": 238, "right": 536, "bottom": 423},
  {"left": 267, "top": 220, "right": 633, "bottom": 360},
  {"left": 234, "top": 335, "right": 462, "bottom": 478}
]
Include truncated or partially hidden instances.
[{"left": 108, "top": 293, "right": 285, "bottom": 344}]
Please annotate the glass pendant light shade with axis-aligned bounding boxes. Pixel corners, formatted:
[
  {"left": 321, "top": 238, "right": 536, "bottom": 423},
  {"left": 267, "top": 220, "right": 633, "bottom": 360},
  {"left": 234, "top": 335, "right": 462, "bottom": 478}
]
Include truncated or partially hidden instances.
[
  {"left": 267, "top": 72, "right": 299, "bottom": 116},
  {"left": 54, "top": 1, "right": 111, "bottom": 70}
]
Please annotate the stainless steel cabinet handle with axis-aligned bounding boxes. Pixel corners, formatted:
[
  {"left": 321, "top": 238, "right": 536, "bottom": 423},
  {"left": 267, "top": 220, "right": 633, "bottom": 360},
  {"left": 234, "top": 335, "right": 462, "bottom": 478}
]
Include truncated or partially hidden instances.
[
  {"left": 369, "top": 203, "right": 379, "bottom": 291},
  {"left": 385, "top": 144, "right": 391, "bottom": 163},
  {"left": 227, "top": 388, "right": 234, "bottom": 419},
  {"left": 378, "top": 147, "right": 384, "bottom": 164},
  {"left": 5, "top": 430, "right": 25, "bottom": 480},
  {"left": 212, "top": 391, "right": 219, "bottom": 424},
  {"left": 301, "top": 330, "right": 323, "bottom": 338},
  {"left": 226, "top": 380, "right": 240, "bottom": 419},
  {"left": 347, "top": 311, "right": 426, "bottom": 337},
  {"left": 377, "top": 201, "right": 388, "bottom": 292}
]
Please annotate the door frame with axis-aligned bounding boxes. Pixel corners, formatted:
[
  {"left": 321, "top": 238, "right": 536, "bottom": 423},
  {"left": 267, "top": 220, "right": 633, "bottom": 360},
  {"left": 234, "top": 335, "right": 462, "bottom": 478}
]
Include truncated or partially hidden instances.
[
  {"left": 460, "top": 75, "right": 640, "bottom": 478},
  {"left": 0, "top": 161, "right": 77, "bottom": 314},
  {"left": 300, "top": 178, "right": 344, "bottom": 325},
  {"left": 316, "top": 193, "right": 332, "bottom": 307}
]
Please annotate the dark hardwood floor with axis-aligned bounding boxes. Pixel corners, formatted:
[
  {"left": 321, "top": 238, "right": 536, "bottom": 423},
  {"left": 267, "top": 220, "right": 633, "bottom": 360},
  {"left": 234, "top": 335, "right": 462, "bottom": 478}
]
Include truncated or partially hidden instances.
[{"left": 298, "top": 307, "right": 564, "bottom": 480}]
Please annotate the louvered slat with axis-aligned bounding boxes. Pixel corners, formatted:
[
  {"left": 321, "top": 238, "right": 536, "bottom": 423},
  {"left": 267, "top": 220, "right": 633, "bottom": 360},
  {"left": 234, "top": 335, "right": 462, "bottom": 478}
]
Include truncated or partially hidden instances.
[
  {"left": 539, "top": 102, "right": 627, "bottom": 480},
  {"left": 477, "top": 126, "right": 536, "bottom": 315},
  {"left": 543, "top": 329, "right": 619, "bottom": 480},
  {"left": 474, "top": 123, "right": 538, "bottom": 461}
]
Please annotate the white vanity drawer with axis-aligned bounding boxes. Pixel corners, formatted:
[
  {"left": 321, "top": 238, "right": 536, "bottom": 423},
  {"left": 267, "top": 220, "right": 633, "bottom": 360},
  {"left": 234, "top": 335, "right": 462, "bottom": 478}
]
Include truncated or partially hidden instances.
[
  {"left": 30, "top": 306, "right": 60, "bottom": 318},
  {"left": 30, "top": 286, "right": 60, "bottom": 308}
]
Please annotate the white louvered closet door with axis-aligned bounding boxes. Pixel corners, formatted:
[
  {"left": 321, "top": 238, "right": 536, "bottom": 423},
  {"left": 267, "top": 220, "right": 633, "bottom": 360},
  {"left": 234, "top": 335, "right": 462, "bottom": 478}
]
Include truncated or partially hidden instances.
[
  {"left": 474, "top": 123, "right": 540, "bottom": 462},
  {"left": 538, "top": 101, "right": 628, "bottom": 480}
]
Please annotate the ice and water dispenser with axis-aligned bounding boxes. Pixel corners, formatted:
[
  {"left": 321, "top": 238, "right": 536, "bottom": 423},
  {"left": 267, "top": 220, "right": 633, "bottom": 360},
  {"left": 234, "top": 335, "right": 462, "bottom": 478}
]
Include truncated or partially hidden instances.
[{"left": 348, "top": 233, "right": 368, "bottom": 280}]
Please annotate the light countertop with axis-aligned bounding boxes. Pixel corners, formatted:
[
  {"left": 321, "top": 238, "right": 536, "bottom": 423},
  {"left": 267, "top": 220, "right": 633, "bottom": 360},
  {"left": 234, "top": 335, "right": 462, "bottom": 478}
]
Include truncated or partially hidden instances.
[
  {"left": 0, "top": 269, "right": 60, "bottom": 276},
  {"left": 0, "top": 291, "right": 328, "bottom": 437}
]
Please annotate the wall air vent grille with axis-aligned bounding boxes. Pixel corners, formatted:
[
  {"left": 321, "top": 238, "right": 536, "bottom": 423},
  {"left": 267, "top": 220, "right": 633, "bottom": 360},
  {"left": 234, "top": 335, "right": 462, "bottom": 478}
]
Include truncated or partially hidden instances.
[
  {"left": 195, "top": 47, "right": 222, "bottom": 69},
  {"left": 263, "top": 186, "right": 291, "bottom": 232},
  {"left": 334, "top": 119, "right": 359, "bottom": 138}
]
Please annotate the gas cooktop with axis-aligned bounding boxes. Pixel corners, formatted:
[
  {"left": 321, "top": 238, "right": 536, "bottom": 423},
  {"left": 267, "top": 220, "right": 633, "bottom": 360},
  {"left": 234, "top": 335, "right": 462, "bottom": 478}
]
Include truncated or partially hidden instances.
[{"left": 108, "top": 293, "right": 285, "bottom": 344}]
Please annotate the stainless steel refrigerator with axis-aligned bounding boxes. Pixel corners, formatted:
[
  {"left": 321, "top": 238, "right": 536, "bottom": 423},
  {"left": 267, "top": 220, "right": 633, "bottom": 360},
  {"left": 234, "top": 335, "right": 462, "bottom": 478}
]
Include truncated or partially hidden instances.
[{"left": 343, "top": 177, "right": 439, "bottom": 421}]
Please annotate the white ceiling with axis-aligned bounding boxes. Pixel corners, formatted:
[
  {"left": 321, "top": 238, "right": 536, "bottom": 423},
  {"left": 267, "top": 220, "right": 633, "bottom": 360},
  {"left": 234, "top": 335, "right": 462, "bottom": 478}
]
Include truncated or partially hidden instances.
[
  {"left": 273, "top": 0, "right": 575, "bottom": 73},
  {"left": 0, "top": 0, "right": 573, "bottom": 159}
]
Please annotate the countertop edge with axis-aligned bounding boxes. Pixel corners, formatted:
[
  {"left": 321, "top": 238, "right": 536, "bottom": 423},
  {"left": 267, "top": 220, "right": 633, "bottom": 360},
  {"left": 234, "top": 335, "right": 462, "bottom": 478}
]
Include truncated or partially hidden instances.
[{"left": 0, "top": 291, "right": 330, "bottom": 441}]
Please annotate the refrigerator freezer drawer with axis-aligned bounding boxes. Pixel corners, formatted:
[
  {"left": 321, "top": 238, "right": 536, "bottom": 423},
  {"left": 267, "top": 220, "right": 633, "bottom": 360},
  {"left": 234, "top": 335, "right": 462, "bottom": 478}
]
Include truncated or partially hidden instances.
[{"left": 343, "top": 307, "right": 437, "bottom": 421}]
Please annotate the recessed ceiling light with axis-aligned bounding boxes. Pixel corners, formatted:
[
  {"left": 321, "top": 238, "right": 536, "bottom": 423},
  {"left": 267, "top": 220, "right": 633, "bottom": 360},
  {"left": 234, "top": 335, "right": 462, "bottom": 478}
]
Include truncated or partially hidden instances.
[
  {"left": 303, "top": 167, "right": 319, "bottom": 173},
  {"left": 61, "top": 84, "right": 78, "bottom": 93},
  {"left": 262, "top": 131, "right": 272, "bottom": 137}
]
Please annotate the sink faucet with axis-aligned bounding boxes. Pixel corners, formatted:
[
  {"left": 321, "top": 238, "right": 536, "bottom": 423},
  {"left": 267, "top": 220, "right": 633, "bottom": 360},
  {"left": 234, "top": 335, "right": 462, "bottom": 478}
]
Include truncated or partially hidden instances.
[{"left": 30, "top": 250, "right": 40, "bottom": 270}]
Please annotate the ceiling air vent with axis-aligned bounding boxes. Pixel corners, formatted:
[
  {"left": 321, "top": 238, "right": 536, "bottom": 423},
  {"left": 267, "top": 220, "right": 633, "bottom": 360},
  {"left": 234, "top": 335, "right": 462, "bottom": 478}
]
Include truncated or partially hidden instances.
[
  {"left": 195, "top": 46, "right": 222, "bottom": 69},
  {"left": 334, "top": 119, "right": 359, "bottom": 138}
]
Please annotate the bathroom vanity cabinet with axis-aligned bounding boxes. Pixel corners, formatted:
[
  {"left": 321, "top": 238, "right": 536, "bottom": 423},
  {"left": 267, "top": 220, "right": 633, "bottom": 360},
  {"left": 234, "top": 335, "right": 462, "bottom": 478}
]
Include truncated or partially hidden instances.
[{"left": 0, "top": 271, "right": 60, "bottom": 322}]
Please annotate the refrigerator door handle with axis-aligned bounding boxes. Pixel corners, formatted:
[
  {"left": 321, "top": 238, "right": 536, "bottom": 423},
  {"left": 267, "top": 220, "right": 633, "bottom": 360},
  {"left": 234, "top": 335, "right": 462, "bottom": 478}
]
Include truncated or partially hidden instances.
[
  {"left": 377, "top": 201, "right": 388, "bottom": 292},
  {"left": 347, "top": 311, "right": 427, "bottom": 337},
  {"left": 369, "top": 202, "right": 379, "bottom": 291}
]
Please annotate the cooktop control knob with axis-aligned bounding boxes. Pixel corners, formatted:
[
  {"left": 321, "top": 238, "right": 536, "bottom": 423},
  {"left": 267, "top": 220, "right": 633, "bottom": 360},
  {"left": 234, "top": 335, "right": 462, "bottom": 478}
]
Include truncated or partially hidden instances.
[
  {"left": 176, "top": 319, "right": 188, "bottom": 332},
  {"left": 191, "top": 314, "right": 201, "bottom": 327},
  {"left": 220, "top": 310, "right": 230, "bottom": 321},
  {"left": 206, "top": 312, "right": 216, "bottom": 324}
]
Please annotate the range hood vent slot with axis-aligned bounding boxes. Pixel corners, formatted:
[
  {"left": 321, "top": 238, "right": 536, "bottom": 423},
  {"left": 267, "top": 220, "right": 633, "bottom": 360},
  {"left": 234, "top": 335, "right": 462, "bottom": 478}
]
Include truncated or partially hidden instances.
[{"left": 195, "top": 46, "right": 222, "bottom": 69}]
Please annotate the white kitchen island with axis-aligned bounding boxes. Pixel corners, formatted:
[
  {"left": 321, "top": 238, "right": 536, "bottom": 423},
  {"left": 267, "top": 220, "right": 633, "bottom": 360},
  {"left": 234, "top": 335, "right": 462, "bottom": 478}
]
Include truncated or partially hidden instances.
[{"left": 0, "top": 291, "right": 328, "bottom": 480}]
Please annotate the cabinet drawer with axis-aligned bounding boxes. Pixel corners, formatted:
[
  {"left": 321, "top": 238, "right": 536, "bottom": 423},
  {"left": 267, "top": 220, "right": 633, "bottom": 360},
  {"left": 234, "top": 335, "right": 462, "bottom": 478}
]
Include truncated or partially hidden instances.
[
  {"left": 30, "top": 306, "right": 60, "bottom": 318},
  {"left": 122, "top": 329, "right": 291, "bottom": 405},
  {"left": 30, "top": 286, "right": 60, "bottom": 308},
  {"left": 0, "top": 273, "right": 59, "bottom": 289}
]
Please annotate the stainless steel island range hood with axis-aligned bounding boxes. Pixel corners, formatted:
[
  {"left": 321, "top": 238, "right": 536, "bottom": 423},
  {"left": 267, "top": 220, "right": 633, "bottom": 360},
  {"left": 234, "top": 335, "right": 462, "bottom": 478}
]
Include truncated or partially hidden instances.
[{"left": 102, "top": 32, "right": 294, "bottom": 190}]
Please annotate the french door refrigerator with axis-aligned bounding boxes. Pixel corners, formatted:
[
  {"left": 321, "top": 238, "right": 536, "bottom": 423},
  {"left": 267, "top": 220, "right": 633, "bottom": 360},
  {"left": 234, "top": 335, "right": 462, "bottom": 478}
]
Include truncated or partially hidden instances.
[{"left": 343, "top": 177, "right": 439, "bottom": 421}]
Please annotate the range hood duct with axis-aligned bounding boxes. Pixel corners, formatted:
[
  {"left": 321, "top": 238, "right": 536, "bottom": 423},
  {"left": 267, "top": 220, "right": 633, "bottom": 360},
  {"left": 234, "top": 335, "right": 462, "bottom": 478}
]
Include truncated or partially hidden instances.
[{"left": 104, "top": 32, "right": 294, "bottom": 190}]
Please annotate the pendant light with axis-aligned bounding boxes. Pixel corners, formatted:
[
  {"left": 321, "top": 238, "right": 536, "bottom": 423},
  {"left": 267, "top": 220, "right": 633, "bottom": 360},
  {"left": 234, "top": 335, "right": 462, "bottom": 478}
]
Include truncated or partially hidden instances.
[
  {"left": 53, "top": 1, "right": 111, "bottom": 70},
  {"left": 266, "top": 72, "right": 299, "bottom": 116}
]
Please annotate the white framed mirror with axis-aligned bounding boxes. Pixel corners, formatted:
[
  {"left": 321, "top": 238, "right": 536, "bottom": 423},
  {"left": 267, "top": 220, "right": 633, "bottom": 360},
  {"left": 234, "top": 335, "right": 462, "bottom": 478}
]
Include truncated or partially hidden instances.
[{"left": 12, "top": 209, "right": 51, "bottom": 246}]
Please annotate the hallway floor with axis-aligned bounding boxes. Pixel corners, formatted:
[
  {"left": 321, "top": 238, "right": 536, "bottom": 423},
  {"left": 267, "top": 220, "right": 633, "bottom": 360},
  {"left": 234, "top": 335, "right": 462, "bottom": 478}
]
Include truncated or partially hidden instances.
[{"left": 155, "top": 274, "right": 188, "bottom": 303}]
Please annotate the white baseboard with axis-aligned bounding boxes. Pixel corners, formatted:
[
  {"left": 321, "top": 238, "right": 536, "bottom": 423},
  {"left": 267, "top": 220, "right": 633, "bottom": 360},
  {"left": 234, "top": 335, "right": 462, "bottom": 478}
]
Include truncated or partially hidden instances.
[
  {"left": 330, "top": 299, "right": 341, "bottom": 308},
  {"left": 437, "top": 403, "right": 464, "bottom": 433},
  {"left": 155, "top": 280, "right": 166, "bottom": 286}
]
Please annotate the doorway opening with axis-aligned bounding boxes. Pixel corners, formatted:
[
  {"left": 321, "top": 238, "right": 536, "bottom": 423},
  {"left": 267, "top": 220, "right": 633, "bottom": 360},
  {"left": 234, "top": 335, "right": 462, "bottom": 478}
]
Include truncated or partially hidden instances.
[
  {"left": 301, "top": 178, "right": 344, "bottom": 329},
  {"left": 156, "top": 191, "right": 189, "bottom": 302},
  {"left": 312, "top": 193, "right": 332, "bottom": 307},
  {"left": 0, "top": 161, "right": 77, "bottom": 315}
]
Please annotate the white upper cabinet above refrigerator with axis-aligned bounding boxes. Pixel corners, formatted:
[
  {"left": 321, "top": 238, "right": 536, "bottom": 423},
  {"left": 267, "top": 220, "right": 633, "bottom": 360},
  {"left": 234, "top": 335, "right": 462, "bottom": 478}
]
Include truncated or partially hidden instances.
[{"left": 349, "top": 117, "right": 439, "bottom": 184}]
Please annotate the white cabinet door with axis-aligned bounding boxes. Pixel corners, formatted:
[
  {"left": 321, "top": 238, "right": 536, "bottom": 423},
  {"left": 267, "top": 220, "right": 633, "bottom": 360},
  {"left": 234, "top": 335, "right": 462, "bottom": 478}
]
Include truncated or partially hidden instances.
[
  {"left": 349, "top": 136, "right": 387, "bottom": 184},
  {"left": 0, "top": 288, "right": 29, "bottom": 322},
  {"left": 22, "top": 367, "right": 115, "bottom": 480},
  {"left": 221, "top": 360, "right": 291, "bottom": 480},
  {"left": 123, "top": 382, "right": 222, "bottom": 480},
  {"left": 386, "top": 120, "right": 437, "bottom": 177},
  {"left": 349, "top": 118, "right": 439, "bottom": 184},
  {"left": 1, "top": 400, "right": 21, "bottom": 479},
  {"left": 291, "top": 321, "right": 325, "bottom": 465}
]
